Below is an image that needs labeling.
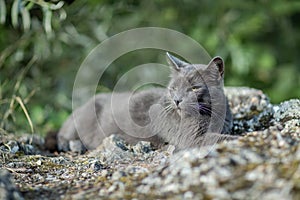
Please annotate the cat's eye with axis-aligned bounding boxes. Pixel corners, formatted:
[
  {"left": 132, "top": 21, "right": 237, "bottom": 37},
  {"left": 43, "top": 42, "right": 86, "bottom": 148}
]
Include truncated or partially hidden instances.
[
  {"left": 191, "top": 85, "right": 202, "bottom": 92},
  {"left": 169, "top": 86, "right": 176, "bottom": 90}
]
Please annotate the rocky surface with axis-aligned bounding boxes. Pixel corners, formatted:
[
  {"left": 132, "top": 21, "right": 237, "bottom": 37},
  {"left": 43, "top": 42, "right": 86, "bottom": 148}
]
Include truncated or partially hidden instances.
[
  {"left": 0, "top": 169, "right": 23, "bottom": 200},
  {"left": 225, "top": 87, "right": 274, "bottom": 134},
  {"left": 0, "top": 87, "right": 299, "bottom": 200}
]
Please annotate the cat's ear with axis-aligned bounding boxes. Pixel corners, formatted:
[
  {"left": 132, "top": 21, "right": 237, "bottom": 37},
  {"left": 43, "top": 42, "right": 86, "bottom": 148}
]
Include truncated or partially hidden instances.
[
  {"left": 207, "top": 56, "right": 224, "bottom": 78},
  {"left": 166, "top": 52, "right": 189, "bottom": 71}
]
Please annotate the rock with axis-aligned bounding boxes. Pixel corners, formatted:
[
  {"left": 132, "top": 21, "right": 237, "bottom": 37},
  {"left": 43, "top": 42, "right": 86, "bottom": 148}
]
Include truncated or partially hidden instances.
[
  {"left": 3, "top": 141, "right": 19, "bottom": 154},
  {"left": 94, "top": 135, "right": 134, "bottom": 164},
  {"left": 1, "top": 87, "right": 299, "bottom": 199},
  {"left": 19, "top": 134, "right": 45, "bottom": 149},
  {"left": 89, "top": 160, "right": 105, "bottom": 171},
  {"left": 0, "top": 134, "right": 44, "bottom": 155},
  {"left": 225, "top": 87, "right": 274, "bottom": 134},
  {"left": 273, "top": 99, "right": 300, "bottom": 123},
  {"left": 132, "top": 141, "right": 153, "bottom": 154},
  {"left": 138, "top": 125, "right": 299, "bottom": 199},
  {"left": 134, "top": 95, "right": 300, "bottom": 198},
  {"left": 125, "top": 165, "right": 149, "bottom": 176},
  {"left": 0, "top": 169, "right": 23, "bottom": 200},
  {"left": 272, "top": 99, "right": 300, "bottom": 140},
  {"left": 91, "top": 135, "right": 165, "bottom": 165}
]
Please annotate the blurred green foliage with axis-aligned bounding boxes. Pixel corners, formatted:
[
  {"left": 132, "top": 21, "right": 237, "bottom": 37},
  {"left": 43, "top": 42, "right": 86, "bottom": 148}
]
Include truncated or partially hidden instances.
[{"left": 0, "top": 0, "right": 299, "bottom": 135}]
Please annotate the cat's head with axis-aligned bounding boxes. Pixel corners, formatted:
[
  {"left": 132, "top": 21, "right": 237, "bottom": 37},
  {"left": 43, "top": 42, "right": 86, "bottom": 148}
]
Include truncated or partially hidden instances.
[{"left": 166, "top": 52, "right": 225, "bottom": 117}]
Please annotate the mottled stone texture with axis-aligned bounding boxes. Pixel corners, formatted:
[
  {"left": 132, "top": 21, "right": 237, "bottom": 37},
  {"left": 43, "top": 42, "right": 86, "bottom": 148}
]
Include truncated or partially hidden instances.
[
  {"left": 225, "top": 87, "right": 274, "bottom": 134},
  {"left": 0, "top": 170, "right": 23, "bottom": 200},
  {"left": 0, "top": 87, "right": 299, "bottom": 199}
]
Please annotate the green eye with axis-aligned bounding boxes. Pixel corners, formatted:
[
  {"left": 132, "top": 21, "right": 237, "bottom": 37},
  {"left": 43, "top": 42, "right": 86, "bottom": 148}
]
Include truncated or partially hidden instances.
[{"left": 191, "top": 85, "right": 201, "bottom": 91}]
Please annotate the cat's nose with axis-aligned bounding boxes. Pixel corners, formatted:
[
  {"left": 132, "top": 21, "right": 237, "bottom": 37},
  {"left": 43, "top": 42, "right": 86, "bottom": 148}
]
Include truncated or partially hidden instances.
[{"left": 174, "top": 99, "right": 182, "bottom": 106}]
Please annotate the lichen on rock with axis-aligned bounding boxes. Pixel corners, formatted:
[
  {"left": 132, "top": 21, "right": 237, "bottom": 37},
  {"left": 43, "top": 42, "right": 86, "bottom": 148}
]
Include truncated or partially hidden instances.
[
  {"left": 225, "top": 87, "right": 274, "bottom": 134},
  {"left": 0, "top": 169, "right": 23, "bottom": 200},
  {"left": 0, "top": 87, "right": 299, "bottom": 199}
]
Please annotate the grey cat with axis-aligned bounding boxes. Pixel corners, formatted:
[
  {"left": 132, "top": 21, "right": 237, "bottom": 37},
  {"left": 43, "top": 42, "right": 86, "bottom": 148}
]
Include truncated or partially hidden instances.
[{"left": 57, "top": 53, "right": 235, "bottom": 152}]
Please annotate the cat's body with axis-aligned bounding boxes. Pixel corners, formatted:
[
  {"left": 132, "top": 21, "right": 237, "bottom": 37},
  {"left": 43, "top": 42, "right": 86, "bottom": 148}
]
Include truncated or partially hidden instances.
[
  {"left": 58, "top": 89, "right": 166, "bottom": 151},
  {"left": 57, "top": 53, "right": 234, "bottom": 152}
]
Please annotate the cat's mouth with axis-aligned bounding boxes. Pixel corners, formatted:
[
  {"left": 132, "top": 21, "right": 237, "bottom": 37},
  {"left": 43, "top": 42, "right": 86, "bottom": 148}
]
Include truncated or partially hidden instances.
[
  {"left": 176, "top": 107, "right": 181, "bottom": 115},
  {"left": 173, "top": 103, "right": 182, "bottom": 115}
]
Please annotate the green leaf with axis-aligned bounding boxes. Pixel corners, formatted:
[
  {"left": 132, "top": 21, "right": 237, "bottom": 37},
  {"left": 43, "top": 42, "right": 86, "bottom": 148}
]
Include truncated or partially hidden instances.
[
  {"left": 21, "top": 3, "right": 31, "bottom": 31},
  {"left": 0, "top": 0, "right": 6, "bottom": 24},
  {"left": 258, "top": 51, "right": 276, "bottom": 70},
  {"left": 11, "top": 0, "right": 19, "bottom": 28},
  {"left": 43, "top": 8, "right": 52, "bottom": 35},
  {"left": 25, "top": 1, "right": 34, "bottom": 10},
  {"left": 50, "top": 1, "right": 64, "bottom": 10}
]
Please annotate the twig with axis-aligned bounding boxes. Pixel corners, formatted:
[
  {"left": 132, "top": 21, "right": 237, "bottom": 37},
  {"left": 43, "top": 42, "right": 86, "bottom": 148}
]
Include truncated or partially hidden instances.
[{"left": 15, "top": 96, "right": 34, "bottom": 134}]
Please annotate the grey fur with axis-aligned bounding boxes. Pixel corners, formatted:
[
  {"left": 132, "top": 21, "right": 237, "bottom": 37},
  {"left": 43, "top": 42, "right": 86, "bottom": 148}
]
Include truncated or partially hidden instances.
[{"left": 57, "top": 53, "right": 234, "bottom": 152}]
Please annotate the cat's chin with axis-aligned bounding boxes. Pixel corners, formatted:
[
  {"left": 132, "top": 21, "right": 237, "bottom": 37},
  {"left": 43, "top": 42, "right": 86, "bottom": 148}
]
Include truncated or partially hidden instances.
[{"left": 176, "top": 109, "right": 181, "bottom": 116}]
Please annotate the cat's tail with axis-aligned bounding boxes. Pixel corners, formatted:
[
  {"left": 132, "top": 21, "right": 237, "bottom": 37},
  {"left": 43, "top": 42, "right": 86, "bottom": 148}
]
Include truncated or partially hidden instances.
[{"left": 44, "top": 131, "right": 59, "bottom": 153}]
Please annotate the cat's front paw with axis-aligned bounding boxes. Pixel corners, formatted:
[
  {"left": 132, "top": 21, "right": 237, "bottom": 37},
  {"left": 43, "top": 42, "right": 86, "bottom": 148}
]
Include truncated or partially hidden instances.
[
  {"left": 69, "top": 140, "right": 86, "bottom": 153},
  {"left": 58, "top": 137, "right": 86, "bottom": 153}
]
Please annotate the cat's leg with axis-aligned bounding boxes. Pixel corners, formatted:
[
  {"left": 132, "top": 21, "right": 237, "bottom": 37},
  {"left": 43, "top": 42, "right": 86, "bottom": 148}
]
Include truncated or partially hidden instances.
[
  {"left": 57, "top": 114, "right": 86, "bottom": 153},
  {"left": 57, "top": 95, "right": 108, "bottom": 152}
]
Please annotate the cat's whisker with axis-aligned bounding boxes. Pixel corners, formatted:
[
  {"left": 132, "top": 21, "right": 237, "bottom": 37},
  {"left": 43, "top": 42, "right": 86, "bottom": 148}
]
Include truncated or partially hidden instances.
[
  {"left": 189, "top": 107, "right": 202, "bottom": 116},
  {"left": 189, "top": 101, "right": 227, "bottom": 117},
  {"left": 163, "top": 104, "right": 173, "bottom": 113},
  {"left": 188, "top": 102, "right": 228, "bottom": 124},
  {"left": 201, "top": 105, "right": 228, "bottom": 119},
  {"left": 200, "top": 107, "right": 228, "bottom": 126},
  {"left": 157, "top": 103, "right": 174, "bottom": 119},
  {"left": 165, "top": 107, "right": 175, "bottom": 116}
]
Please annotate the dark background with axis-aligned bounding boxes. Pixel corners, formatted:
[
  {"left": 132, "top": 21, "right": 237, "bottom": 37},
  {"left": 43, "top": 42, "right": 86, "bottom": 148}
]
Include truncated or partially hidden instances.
[{"left": 0, "top": 0, "right": 299, "bottom": 135}]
